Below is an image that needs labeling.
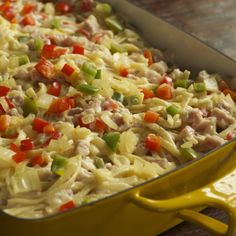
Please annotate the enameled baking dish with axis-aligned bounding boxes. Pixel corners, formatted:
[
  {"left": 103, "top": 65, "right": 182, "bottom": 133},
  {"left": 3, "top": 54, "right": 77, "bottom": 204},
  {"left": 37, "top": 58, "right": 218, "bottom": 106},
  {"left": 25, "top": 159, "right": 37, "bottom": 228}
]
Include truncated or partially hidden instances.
[{"left": 0, "top": 1, "right": 236, "bottom": 235}]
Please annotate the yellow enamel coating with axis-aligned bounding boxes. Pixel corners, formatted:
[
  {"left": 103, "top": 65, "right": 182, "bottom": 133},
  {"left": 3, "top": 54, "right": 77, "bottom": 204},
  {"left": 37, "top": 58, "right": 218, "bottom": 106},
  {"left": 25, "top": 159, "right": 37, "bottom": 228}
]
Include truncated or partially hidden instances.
[
  {"left": 0, "top": 140, "right": 235, "bottom": 236},
  {"left": 132, "top": 165, "right": 236, "bottom": 235}
]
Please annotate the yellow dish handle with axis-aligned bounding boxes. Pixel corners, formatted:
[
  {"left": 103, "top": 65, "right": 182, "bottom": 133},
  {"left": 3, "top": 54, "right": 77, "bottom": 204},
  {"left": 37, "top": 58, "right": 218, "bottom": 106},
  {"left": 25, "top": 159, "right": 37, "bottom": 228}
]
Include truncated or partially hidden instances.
[{"left": 131, "top": 169, "right": 236, "bottom": 236}]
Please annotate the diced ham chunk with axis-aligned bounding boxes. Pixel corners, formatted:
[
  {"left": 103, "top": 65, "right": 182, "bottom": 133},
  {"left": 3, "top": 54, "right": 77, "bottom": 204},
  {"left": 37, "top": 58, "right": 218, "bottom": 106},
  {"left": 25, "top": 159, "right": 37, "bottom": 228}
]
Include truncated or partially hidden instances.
[
  {"left": 211, "top": 107, "right": 235, "bottom": 129},
  {"left": 178, "top": 126, "right": 195, "bottom": 140},
  {"left": 196, "top": 135, "right": 225, "bottom": 152},
  {"left": 187, "top": 109, "right": 215, "bottom": 134},
  {"left": 80, "top": 15, "right": 101, "bottom": 36}
]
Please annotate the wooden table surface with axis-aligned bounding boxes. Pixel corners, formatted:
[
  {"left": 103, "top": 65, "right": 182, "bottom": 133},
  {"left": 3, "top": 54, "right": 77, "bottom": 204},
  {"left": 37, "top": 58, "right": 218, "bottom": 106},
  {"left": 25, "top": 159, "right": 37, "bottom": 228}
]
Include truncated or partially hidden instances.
[{"left": 127, "top": 0, "right": 236, "bottom": 235}]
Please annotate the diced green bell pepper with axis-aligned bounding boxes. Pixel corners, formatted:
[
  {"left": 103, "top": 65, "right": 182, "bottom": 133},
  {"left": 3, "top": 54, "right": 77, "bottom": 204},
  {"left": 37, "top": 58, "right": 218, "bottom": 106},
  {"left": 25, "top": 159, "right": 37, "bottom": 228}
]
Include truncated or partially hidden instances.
[
  {"left": 34, "top": 38, "right": 44, "bottom": 51},
  {"left": 18, "top": 36, "right": 30, "bottom": 43},
  {"left": 94, "top": 157, "right": 105, "bottom": 168},
  {"left": 180, "top": 147, "right": 198, "bottom": 160},
  {"left": 112, "top": 92, "right": 124, "bottom": 103},
  {"left": 166, "top": 104, "right": 180, "bottom": 116},
  {"left": 103, "top": 132, "right": 120, "bottom": 152},
  {"left": 81, "top": 62, "right": 97, "bottom": 78},
  {"left": 96, "top": 3, "right": 112, "bottom": 15},
  {"left": 77, "top": 84, "right": 99, "bottom": 95},
  {"left": 51, "top": 19, "right": 61, "bottom": 29},
  {"left": 51, "top": 154, "right": 68, "bottom": 176},
  {"left": 123, "top": 95, "right": 140, "bottom": 106},
  {"left": 105, "top": 16, "right": 123, "bottom": 33},
  {"left": 95, "top": 69, "right": 101, "bottom": 79},
  {"left": 18, "top": 55, "right": 30, "bottom": 66},
  {"left": 110, "top": 42, "right": 126, "bottom": 54},
  {"left": 193, "top": 82, "right": 206, "bottom": 93},
  {"left": 174, "top": 79, "right": 189, "bottom": 88},
  {"left": 23, "top": 97, "right": 38, "bottom": 116}
]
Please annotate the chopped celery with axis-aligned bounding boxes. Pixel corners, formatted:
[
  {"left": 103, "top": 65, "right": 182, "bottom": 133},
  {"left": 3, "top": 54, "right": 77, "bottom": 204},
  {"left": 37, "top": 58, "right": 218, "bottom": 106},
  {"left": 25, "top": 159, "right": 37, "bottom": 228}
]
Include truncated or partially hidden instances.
[
  {"left": 51, "top": 154, "right": 68, "bottom": 176},
  {"left": 166, "top": 104, "right": 180, "bottom": 116},
  {"left": 193, "top": 82, "right": 206, "bottom": 93},
  {"left": 51, "top": 19, "right": 61, "bottom": 29},
  {"left": 81, "top": 62, "right": 97, "bottom": 78},
  {"left": 94, "top": 157, "right": 105, "bottom": 168},
  {"left": 95, "top": 69, "right": 101, "bottom": 79},
  {"left": 174, "top": 79, "right": 189, "bottom": 88},
  {"left": 110, "top": 42, "right": 126, "bottom": 54},
  {"left": 180, "top": 147, "right": 198, "bottom": 160},
  {"left": 77, "top": 84, "right": 99, "bottom": 95},
  {"left": 105, "top": 16, "right": 123, "bottom": 33},
  {"left": 103, "top": 132, "right": 120, "bottom": 152},
  {"left": 23, "top": 97, "right": 38, "bottom": 116},
  {"left": 96, "top": 3, "right": 112, "bottom": 15},
  {"left": 18, "top": 55, "right": 30, "bottom": 66},
  {"left": 34, "top": 38, "right": 44, "bottom": 51},
  {"left": 112, "top": 92, "right": 124, "bottom": 103}
]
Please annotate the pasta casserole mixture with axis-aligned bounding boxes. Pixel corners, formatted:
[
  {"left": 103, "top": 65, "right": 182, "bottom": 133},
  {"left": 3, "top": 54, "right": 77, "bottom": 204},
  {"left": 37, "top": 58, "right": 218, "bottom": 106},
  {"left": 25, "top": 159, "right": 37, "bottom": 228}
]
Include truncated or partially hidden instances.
[{"left": 0, "top": 0, "right": 235, "bottom": 218}]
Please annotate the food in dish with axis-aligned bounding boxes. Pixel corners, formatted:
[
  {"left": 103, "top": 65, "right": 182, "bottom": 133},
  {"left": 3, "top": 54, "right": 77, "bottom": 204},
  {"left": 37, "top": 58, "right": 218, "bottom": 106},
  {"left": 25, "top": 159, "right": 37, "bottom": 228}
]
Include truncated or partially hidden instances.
[{"left": 0, "top": 0, "right": 235, "bottom": 218}]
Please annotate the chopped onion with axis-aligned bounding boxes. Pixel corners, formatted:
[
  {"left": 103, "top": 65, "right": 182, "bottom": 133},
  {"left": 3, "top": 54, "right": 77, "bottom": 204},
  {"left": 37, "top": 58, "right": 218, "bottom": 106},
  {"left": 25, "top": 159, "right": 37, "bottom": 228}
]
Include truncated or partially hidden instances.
[
  {"left": 37, "top": 94, "right": 55, "bottom": 109},
  {"left": 101, "top": 112, "right": 118, "bottom": 130},
  {"left": 9, "top": 169, "right": 41, "bottom": 194}
]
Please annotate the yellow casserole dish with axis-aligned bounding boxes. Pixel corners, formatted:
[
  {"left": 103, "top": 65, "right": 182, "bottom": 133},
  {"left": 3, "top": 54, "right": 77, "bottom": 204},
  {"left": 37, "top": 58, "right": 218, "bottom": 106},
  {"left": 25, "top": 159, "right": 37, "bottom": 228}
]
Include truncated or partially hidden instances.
[{"left": 0, "top": 0, "right": 236, "bottom": 235}]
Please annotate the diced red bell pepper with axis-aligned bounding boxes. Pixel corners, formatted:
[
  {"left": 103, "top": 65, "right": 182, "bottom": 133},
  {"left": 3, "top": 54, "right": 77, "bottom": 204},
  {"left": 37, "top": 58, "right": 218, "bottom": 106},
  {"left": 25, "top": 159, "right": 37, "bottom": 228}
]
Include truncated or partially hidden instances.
[
  {"left": 5, "top": 98, "right": 14, "bottom": 109},
  {"left": 43, "top": 124, "right": 55, "bottom": 134},
  {"left": 21, "top": 15, "right": 35, "bottom": 26},
  {"left": 78, "top": 28, "right": 90, "bottom": 38},
  {"left": 144, "top": 111, "right": 160, "bottom": 123},
  {"left": 3, "top": 7, "right": 15, "bottom": 22},
  {"left": 76, "top": 116, "right": 90, "bottom": 128},
  {"left": 30, "top": 155, "right": 44, "bottom": 166},
  {"left": 0, "top": 2, "right": 10, "bottom": 12},
  {"left": 72, "top": 44, "right": 84, "bottom": 55},
  {"left": 48, "top": 97, "right": 73, "bottom": 113},
  {"left": 55, "top": 2, "right": 71, "bottom": 14},
  {"left": 20, "top": 139, "right": 34, "bottom": 151},
  {"left": 160, "top": 74, "right": 173, "bottom": 86},
  {"left": 94, "top": 118, "right": 107, "bottom": 133},
  {"left": 145, "top": 134, "right": 161, "bottom": 152},
  {"left": 0, "top": 114, "right": 10, "bottom": 131},
  {"left": 41, "top": 44, "right": 56, "bottom": 57},
  {"left": 41, "top": 44, "right": 67, "bottom": 59},
  {"left": 91, "top": 33, "right": 103, "bottom": 44},
  {"left": 61, "top": 64, "right": 75, "bottom": 76},
  {"left": 67, "top": 97, "right": 76, "bottom": 108},
  {"left": 48, "top": 81, "right": 61, "bottom": 97},
  {"left": 59, "top": 200, "right": 76, "bottom": 212},
  {"left": 156, "top": 84, "right": 172, "bottom": 100},
  {"left": 219, "top": 80, "right": 229, "bottom": 91},
  {"left": 32, "top": 118, "right": 49, "bottom": 133},
  {"left": 0, "top": 86, "right": 10, "bottom": 97},
  {"left": 35, "top": 58, "right": 55, "bottom": 79},
  {"left": 80, "top": 0, "right": 93, "bottom": 12},
  {"left": 143, "top": 50, "right": 153, "bottom": 66},
  {"left": 12, "top": 151, "right": 26, "bottom": 163},
  {"left": 223, "top": 89, "right": 236, "bottom": 102},
  {"left": 102, "top": 100, "right": 118, "bottom": 111},
  {"left": 10, "top": 143, "right": 20, "bottom": 152},
  {"left": 21, "top": 3, "right": 35, "bottom": 15},
  {"left": 225, "top": 132, "right": 236, "bottom": 141},
  {"left": 119, "top": 68, "right": 129, "bottom": 77},
  {"left": 141, "top": 88, "right": 154, "bottom": 100},
  {"left": 43, "top": 131, "right": 61, "bottom": 147}
]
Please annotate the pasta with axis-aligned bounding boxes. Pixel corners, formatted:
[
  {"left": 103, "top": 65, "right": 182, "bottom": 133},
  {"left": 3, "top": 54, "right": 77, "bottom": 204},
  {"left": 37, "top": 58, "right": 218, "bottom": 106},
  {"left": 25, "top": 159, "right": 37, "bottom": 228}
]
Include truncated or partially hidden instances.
[{"left": 0, "top": 0, "right": 235, "bottom": 219}]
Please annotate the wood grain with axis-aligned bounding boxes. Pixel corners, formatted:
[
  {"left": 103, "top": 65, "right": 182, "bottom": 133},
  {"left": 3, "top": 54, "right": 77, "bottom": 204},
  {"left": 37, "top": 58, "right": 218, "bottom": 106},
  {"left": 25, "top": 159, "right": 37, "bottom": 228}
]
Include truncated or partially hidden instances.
[{"left": 127, "top": 0, "right": 234, "bottom": 235}]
